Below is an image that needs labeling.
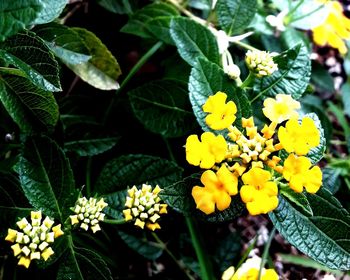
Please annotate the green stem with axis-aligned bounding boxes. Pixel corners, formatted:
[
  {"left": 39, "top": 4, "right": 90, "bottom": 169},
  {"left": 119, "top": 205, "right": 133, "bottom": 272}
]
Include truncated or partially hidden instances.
[
  {"left": 231, "top": 40, "right": 258, "bottom": 51},
  {"left": 240, "top": 72, "right": 255, "bottom": 88},
  {"left": 185, "top": 217, "right": 215, "bottom": 280},
  {"left": 236, "top": 236, "right": 257, "bottom": 268},
  {"left": 86, "top": 157, "right": 92, "bottom": 196},
  {"left": 258, "top": 227, "right": 276, "bottom": 280},
  {"left": 0, "top": 67, "right": 25, "bottom": 77},
  {"left": 284, "top": 0, "right": 305, "bottom": 23},
  {"left": 103, "top": 218, "right": 127, "bottom": 225},
  {"left": 152, "top": 232, "right": 196, "bottom": 280}
]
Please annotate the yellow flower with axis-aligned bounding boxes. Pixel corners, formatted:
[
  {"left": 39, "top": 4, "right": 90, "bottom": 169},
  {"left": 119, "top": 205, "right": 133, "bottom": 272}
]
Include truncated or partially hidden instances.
[
  {"left": 240, "top": 168, "right": 278, "bottom": 215},
  {"left": 69, "top": 197, "right": 108, "bottom": 233},
  {"left": 123, "top": 184, "right": 167, "bottom": 231},
  {"left": 245, "top": 50, "right": 278, "bottom": 77},
  {"left": 5, "top": 211, "right": 63, "bottom": 268},
  {"left": 192, "top": 165, "right": 238, "bottom": 214},
  {"left": 283, "top": 154, "right": 322, "bottom": 193},
  {"left": 262, "top": 94, "right": 300, "bottom": 124},
  {"left": 222, "top": 256, "right": 279, "bottom": 280},
  {"left": 186, "top": 132, "right": 227, "bottom": 169},
  {"left": 203, "top": 91, "right": 237, "bottom": 130},
  {"left": 278, "top": 117, "right": 320, "bottom": 155},
  {"left": 312, "top": 1, "right": 350, "bottom": 54}
]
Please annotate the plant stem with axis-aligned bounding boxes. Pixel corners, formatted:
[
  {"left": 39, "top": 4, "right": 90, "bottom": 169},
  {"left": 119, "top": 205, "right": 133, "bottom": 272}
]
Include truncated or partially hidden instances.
[
  {"left": 258, "top": 227, "right": 276, "bottom": 280},
  {"left": 240, "top": 72, "right": 255, "bottom": 88},
  {"left": 165, "top": 0, "right": 207, "bottom": 25},
  {"left": 85, "top": 157, "right": 92, "bottom": 196},
  {"left": 103, "top": 218, "right": 127, "bottom": 225},
  {"left": 152, "top": 232, "right": 196, "bottom": 280},
  {"left": 236, "top": 236, "right": 257, "bottom": 268},
  {"left": 231, "top": 40, "right": 258, "bottom": 51},
  {"left": 0, "top": 67, "right": 26, "bottom": 77},
  {"left": 185, "top": 216, "right": 215, "bottom": 280}
]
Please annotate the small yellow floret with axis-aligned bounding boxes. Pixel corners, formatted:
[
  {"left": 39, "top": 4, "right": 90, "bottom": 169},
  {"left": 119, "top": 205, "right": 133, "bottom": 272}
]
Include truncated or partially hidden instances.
[
  {"left": 18, "top": 256, "right": 31, "bottom": 268},
  {"left": 52, "top": 224, "right": 64, "bottom": 238},
  {"left": 5, "top": 229, "right": 17, "bottom": 242}
]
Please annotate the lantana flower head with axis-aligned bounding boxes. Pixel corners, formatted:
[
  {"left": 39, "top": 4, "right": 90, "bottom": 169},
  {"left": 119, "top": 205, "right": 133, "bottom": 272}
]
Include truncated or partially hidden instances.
[
  {"left": 245, "top": 49, "right": 278, "bottom": 77},
  {"left": 186, "top": 132, "right": 227, "bottom": 169},
  {"left": 203, "top": 91, "right": 237, "bottom": 130},
  {"left": 70, "top": 197, "right": 108, "bottom": 233},
  {"left": 262, "top": 94, "right": 300, "bottom": 124},
  {"left": 123, "top": 184, "right": 167, "bottom": 231},
  {"left": 283, "top": 154, "right": 322, "bottom": 193},
  {"left": 278, "top": 117, "right": 320, "bottom": 155},
  {"left": 192, "top": 165, "right": 238, "bottom": 214},
  {"left": 5, "top": 211, "right": 64, "bottom": 268},
  {"left": 221, "top": 256, "right": 279, "bottom": 280},
  {"left": 312, "top": 1, "right": 350, "bottom": 54}
]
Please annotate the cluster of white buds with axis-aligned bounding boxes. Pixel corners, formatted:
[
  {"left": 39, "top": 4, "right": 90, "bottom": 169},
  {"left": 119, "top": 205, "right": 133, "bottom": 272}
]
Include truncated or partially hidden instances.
[
  {"left": 70, "top": 197, "right": 108, "bottom": 233},
  {"left": 5, "top": 211, "right": 64, "bottom": 268},
  {"left": 123, "top": 184, "right": 168, "bottom": 231},
  {"left": 245, "top": 49, "right": 278, "bottom": 77}
]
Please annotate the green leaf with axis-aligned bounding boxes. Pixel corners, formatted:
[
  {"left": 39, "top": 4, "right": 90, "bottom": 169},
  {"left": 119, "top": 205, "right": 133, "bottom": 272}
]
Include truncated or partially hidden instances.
[
  {"left": 215, "top": 0, "right": 257, "bottom": 35},
  {"left": 64, "top": 137, "right": 119, "bottom": 156},
  {"left": 328, "top": 101, "right": 350, "bottom": 140},
  {"left": 103, "top": 190, "right": 126, "bottom": 220},
  {"left": 170, "top": 17, "right": 220, "bottom": 66},
  {"left": 118, "top": 231, "right": 163, "bottom": 260},
  {"left": 35, "top": 23, "right": 91, "bottom": 65},
  {"left": 253, "top": 44, "right": 311, "bottom": 100},
  {"left": 0, "top": 206, "right": 33, "bottom": 237},
  {"left": 57, "top": 236, "right": 112, "bottom": 280},
  {"left": 97, "top": 0, "right": 136, "bottom": 14},
  {"left": 121, "top": 3, "right": 178, "bottom": 38},
  {"left": 0, "top": 31, "right": 61, "bottom": 92},
  {"left": 160, "top": 174, "right": 245, "bottom": 222},
  {"left": 18, "top": 136, "right": 78, "bottom": 221},
  {"left": 322, "top": 167, "right": 341, "bottom": 194},
  {"left": 280, "top": 186, "right": 313, "bottom": 216},
  {"left": 0, "top": 1, "right": 41, "bottom": 42},
  {"left": 0, "top": 75, "right": 59, "bottom": 133},
  {"left": 281, "top": 28, "right": 311, "bottom": 51},
  {"left": 269, "top": 189, "right": 350, "bottom": 270},
  {"left": 145, "top": 16, "right": 178, "bottom": 45},
  {"left": 189, "top": 57, "right": 252, "bottom": 136},
  {"left": 128, "top": 79, "right": 197, "bottom": 138},
  {"left": 304, "top": 113, "right": 326, "bottom": 164},
  {"left": 67, "top": 28, "right": 122, "bottom": 90},
  {"left": 33, "top": 0, "right": 68, "bottom": 25},
  {"left": 95, "top": 154, "right": 183, "bottom": 194},
  {"left": 311, "top": 61, "right": 334, "bottom": 92},
  {"left": 341, "top": 83, "right": 350, "bottom": 117}
]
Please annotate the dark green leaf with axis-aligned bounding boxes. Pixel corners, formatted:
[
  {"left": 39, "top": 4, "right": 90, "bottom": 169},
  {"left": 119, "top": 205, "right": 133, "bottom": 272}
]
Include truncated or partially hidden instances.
[
  {"left": 145, "top": 16, "right": 178, "bottom": 45},
  {"left": 64, "top": 137, "right": 119, "bottom": 156},
  {"left": 33, "top": 0, "right": 68, "bottom": 25},
  {"left": 170, "top": 17, "right": 220, "bottom": 66},
  {"left": 280, "top": 186, "right": 313, "bottom": 216},
  {"left": 67, "top": 28, "right": 122, "bottom": 90},
  {"left": 328, "top": 101, "right": 350, "bottom": 140},
  {"left": 189, "top": 57, "right": 252, "bottom": 136},
  {"left": 18, "top": 136, "right": 77, "bottom": 221},
  {"left": 121, "top": 3, "right": 178, "bottom": 38},
  {"left": 35, "top": 23, "right": 91, "bottom": 65},
  {"left": 97, "top": 0, "right": 136, "bottom": 14},
  {"left": 215, "top": 0, "right": 257, "bottom": 35},
  {"left": 0, "top": 31, "right": 61, "bottom": 92},
  {"left": 0, "top": 206, "right": 33, "bottom": 237},
  {"left": 128, "top": 79, "right": 197, "bottom": 138},
  {"left": 118, "top": 230, "right": 163, "bottom": 260},
  {"left": 311, "top": 61, "right": 334, "bottom": 92},
  {"left": 160, "top": 174, "right": 245, "bottom": 222},
  {"left": 322, "top": 167, "right": 341, "bottom": 194},
  {"left": 0, "top": 1, "right": 41, "bottom": 42},
  {"left": 270, "top": 189, "right": 350, "bottom": 270},
  {"left": 281, "top": 28, "right": 311, "bottom": 51},
  {"left": 0, "top": 75, "right": 59, "bottom": 133},
  {"left": 341, "top": 83, "right": 350, "bottom": 117},
  {"left": 253, "top": 44, "right": 311, "bottom": 100},
  {"left": 95, "top": 154, "right": 183, "bottom": 194},
  {"left": 103, "top": 190, "right": 127, "bottom": 220}
]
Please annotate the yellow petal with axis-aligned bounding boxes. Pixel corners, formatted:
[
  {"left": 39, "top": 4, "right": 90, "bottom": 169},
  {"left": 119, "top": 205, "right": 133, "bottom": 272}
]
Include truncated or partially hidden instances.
[{"left": 18, "top": 256, "right": 31, "bottom": 268}]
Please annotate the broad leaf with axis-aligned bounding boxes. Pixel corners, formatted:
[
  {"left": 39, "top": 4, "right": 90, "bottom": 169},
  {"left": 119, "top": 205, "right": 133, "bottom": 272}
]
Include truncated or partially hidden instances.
[
  {"left": 35, "top": 23, "right": 91, "bottom": 65},
  {"left": 64, "top": 137, "right": 119, "bottom": 156},
  {"left": 0, "top": 1, "right": 41, "bottom": 42},
  {"left": 170, "top": 17, "right": 220, "bottom": 66},
  {"left": 0, "top": 75, "right": 59, "bottom": 133},
  {"left": 97, "top": 0, "right": 136, "bottom": 14},
  {"left": 215, "top": 0, "right": 257, "bottom": 35},
  {"left": 280, "top": 186, "right": 313, "bottom": 216},
  {"left": 18, "top": 136, "right": 77, "bottom": 221},
  {"left": 0, "top": 206, "right": 33, "bottom": 237},
  {"left": 95, "top": 154, "right": 183, "bottom": 194},
  {"left": 160, "top": 174, "right": 245, "bottom": 222},
  {"left": 33, "top": 0, "right": 68, "bottom": 25},
  {"left": 0, "top": 31, "right": 61, "bottom": 92},
  {"left": 128, "top": 79, "right": 197, "bottom": 138},
  {"left": 145, "top": 16, "right": 178, "bottom": 45},
  {"left": 270, "top": 189, "right": 350, "bottom": 270},
  {"left": 322, "top": 167, "right": 341, "bottom": 194},
  {"left": 311, "top": 61, "right": 334, "bottom": 92},
  {"left": 189, "top": 57, "right": 252, "bottom": 135},
  {"left": 121, "top": 3, "right": 178, "bottom": 38},
  {"left": 253, "top": 44, "right": 311, "bottom": 100},
  {"left": 118, "top": 231, "right": 163, "bottom": 260},
  {"left": 103, "top": 190, "right": 127, "bottom": 220}
]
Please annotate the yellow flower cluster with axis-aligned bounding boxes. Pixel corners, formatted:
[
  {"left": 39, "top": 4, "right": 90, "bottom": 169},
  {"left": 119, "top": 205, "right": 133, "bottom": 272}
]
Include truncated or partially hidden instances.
[
  {"left": 123, "top": 184, "right": 168, "bottom": 231},
  {"left": 185, "top": 91, "right": 323, "bottom": 216},
  {"left": 312, "top": 1, "right": 350, "bottom": 54},
  {"left": 221, "top": 256, "right": 279, "bottom": 280},
  {"left": 70, "top": 197, "right": 108, "bottom": 233},
  {"left": 245, "top": 50, "right": 278, "bottom": 77},
  {"left": 5, "top": 211, "right": 64, "bottom": 268}
]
